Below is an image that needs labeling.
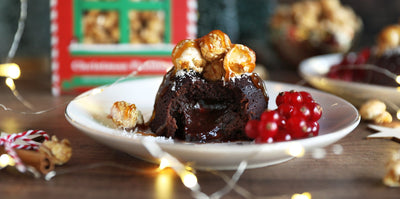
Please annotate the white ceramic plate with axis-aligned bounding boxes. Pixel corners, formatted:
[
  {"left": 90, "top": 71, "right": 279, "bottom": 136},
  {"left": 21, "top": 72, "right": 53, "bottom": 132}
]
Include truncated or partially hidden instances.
[
  {"left": 65, "top": 77, "right": 360, "bottom": 170},
  {"left": 299, "top": 53, "right": 400, "bottom": 107}
]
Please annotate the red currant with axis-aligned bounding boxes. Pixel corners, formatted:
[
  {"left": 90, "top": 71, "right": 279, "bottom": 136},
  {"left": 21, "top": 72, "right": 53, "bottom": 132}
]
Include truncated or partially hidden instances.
[
  {"left": 255, "top": 136, "right": 273, "bottom": 144},
  {"left": 307, "top": 121, "right": 320, "bottom": 137},
  {"left": 292, "top": 105, "right": 311, "bottom": 121},
  {"left": 355, "top": 48, "right": 370, "bottom": 64},
  {"left": 299, "top": 91, "right": 314, "bottom": 104},
  {"left": 258, "top": 120, "right": 279, "bottom": 139},
  {"left": 307, "top": 102, "right": 322, "bottom": 122},
  {"left": 326, "top": 48, "right": 371, "bottom": 83},
  {"left": 277, "top": 91, "right": 304, "bottom": 106},
  {"left": 287, "top": 117, "right": 308, "bottom": 138},
  {"left": 273, "top": 130, "right": 292, "bottom": 142},
  {"left": 276, "top": 92, "right": 286, "bottom": 106},
  {"left": 278, "top": 118, "right": 287, "bottom": 129},
  {"left": 277, "top": 103, "right": 294, "bottom": 119},
  {"left": 245, "top": 120, "right": 260, "bottom": 139},
  {"left": 287, "top": 91, "right": 303, "bottom": 106},
  {"left": 260, "top": 110, "right": 281, "bottom": 122}
]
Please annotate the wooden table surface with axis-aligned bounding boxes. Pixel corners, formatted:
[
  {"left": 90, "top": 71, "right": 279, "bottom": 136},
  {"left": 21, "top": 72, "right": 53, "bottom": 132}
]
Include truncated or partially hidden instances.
[{"left": 1, "top": 70, "right": 400, "bottom": 199}]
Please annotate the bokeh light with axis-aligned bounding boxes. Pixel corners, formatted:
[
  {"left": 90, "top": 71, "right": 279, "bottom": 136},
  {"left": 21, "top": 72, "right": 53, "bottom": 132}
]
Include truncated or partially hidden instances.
[
  {"left": 292, "top": 192, "right": 312, "bottom": 199},
  {"left": 312, "top": 148, "right": 326, "bottom": 159},
  {"left": 181, "top": 170, "right": 198, "bottom": 189},
  {"left": 287, "top": 142, "right": 305, "bottom": 157},
  {"left": 0, "top": 154, "right": 15, "bottom": 167},
  {"left": 0, "top": 63, "right": 20, "bottom": 79}
]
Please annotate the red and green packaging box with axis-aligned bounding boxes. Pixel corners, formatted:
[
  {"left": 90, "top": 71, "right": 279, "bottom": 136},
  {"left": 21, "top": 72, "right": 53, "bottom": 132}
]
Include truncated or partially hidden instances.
[{"left": 50, "top": 0, "right": 198, "bottom": 95}]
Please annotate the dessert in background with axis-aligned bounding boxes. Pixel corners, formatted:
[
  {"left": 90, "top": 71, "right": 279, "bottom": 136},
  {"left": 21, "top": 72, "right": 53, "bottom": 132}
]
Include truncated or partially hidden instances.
[
  {"left": 327, "top": 22, "right": 400, "bottom": 87},
  {"left": 269, "top": 0, "right": 362, "bottom": 66}
]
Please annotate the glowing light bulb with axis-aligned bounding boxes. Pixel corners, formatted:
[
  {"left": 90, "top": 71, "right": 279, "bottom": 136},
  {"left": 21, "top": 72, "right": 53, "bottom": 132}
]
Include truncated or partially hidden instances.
[
  {"left": 5, "top": 78, "right": 15, "bottom": 90},
  {"left": 180, "top": 171, "right": 198, "bottom": 189},
  {"left": 287, "top": 142, "right": 305, "bottom": 157},
  {"left": 292, "top": 192, "right": 312, "bottom": 199},
  {"left": 396, "top": 75, "right": 400, "bottom": 85},
  {"left": 159, "top": 158, "right": 170, "bottom": 170},
  {"left": 0, "top": 154, "right": 15, "bottom": 167},
  {"left": 397, "top": 110, "right": 400, "bottom": 120},
  {"left": 0, "top": 63, "right": 21, "bottom": 79}
]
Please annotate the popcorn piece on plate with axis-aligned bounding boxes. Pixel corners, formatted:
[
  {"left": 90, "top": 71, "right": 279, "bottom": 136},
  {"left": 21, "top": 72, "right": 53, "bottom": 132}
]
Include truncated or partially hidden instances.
[{"left": 110, "top": 101, "right": 144, "bottom": 129}]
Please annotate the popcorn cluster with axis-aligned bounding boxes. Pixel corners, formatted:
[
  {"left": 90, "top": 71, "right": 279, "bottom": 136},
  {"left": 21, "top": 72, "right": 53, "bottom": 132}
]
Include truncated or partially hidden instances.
[
  {"left": 83, "top": 10, "right": 165, "bottom": 44},
  {"left": 270, "top": 0, "right": 361, "bottom": 52},
  {"left": 383, "top": 151, "right": 400, "bottom": 187},
  {"left": 359, "top": 99, "right": 392, "bottom": 124},
  {"left": 171, "top": 30, "right": 256, "bottom": 81},
  {"left": 83, "top": 10, "right": 120, "bottom": 44},
  {"left": 39, "top": 136, "right": 72, "bottom": 165},
  {"left": 376, "top": 24, "right": 400, "bottom": 55}
]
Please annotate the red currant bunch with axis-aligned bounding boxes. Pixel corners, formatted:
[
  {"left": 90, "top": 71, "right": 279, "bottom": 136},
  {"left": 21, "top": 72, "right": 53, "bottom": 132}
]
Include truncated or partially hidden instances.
[
  {"left": 245, "top": 90, "right": 322, "bottom": 143},
  {"left": 327, "top": 48, "right": 371, "bottom": 82}
]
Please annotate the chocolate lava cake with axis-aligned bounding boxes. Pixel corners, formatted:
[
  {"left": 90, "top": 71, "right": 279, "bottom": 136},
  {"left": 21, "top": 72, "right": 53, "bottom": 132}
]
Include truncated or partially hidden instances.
[{"left": 148, "top": 30, "right": 268, "bottom": 143}]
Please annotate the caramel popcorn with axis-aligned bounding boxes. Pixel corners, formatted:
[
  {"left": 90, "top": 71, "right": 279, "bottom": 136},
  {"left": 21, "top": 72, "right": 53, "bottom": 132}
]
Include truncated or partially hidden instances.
[
  {"left": 83, "top": 9, "right": 165, "bottom": 44},
  {"left": 83, "top": 10, "right": 120, "bottom": 44},
  {"left": 359, "top": 99, "right": 392, "bottom": 124},
  {"left": 223, "top": 44, "right": 256, "bottom": 79},
  {"left": 171, "top": 30, "right": 256, "bottom": 81},
  {"left": 270, "top": 0, "right": 362, "bottom": 52},
  {"left": 199, "top": 30, "right": 232, "bottom": 61},
  {"left": 203, "top": 59, "right": 225, "bottom": 81},
  {"left": 110, "top": 101, "right": 144, "bottom": 129},
  {"left": 39, "top": 136, "right": 72, "bottom": 165},
  {"left": 172, "top": 39, "right": 206, "bottom": 73},
  {"left": 129, "top": 10, "right": 165, "bottom": 44},
  {"left": 373, "top": 111, "right": 393, "bottom": 124},
  {"left": 376, "top": 24, "right": 400, "bottom": 55},
  {"left": 383, "top": 151, "right": 400, "bottom": 187}
]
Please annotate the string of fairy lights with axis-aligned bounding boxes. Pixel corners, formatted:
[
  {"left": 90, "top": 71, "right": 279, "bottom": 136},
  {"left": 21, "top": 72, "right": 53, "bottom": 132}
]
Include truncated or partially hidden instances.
[{"left": 1, "top": 0, "right": 400, "bottom": 199}]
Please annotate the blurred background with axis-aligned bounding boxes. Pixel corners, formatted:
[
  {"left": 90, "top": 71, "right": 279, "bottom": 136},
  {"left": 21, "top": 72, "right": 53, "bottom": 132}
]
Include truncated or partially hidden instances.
[{"left": 0, "top": 0, "right": 399, "bottom": 79}]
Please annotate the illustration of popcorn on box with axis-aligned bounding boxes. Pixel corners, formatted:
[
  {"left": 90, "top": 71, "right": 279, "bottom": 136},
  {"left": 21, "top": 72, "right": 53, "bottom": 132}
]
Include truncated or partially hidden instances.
[{"left": 50, "top": 0, "right": 197, "bottom": 95}]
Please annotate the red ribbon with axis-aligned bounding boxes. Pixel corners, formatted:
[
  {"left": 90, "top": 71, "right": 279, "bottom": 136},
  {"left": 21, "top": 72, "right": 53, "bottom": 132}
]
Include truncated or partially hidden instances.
[{"left": 0, "top": 130, "right": 49, "bottom": 172}]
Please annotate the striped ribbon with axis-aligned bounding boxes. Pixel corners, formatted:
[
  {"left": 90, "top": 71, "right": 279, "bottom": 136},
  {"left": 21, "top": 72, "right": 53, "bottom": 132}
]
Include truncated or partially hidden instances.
[{"left": 0, "top": 130, "right": 49, "bottom": 172}]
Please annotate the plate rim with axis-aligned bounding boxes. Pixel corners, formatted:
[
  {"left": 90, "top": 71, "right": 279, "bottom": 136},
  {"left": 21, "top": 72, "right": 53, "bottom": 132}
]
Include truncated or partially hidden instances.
[{"left": 298, "top": 53, "right": 399, "bottom": 91}]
